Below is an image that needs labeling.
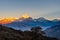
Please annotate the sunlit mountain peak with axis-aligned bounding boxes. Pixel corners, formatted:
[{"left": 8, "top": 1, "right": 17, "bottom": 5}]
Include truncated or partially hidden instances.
[
  {"left": 20, "top": 14, "right": 30, "bottom": 19},
  {"left": 0, "top": 17, "right": 17, "bottom": 24}
]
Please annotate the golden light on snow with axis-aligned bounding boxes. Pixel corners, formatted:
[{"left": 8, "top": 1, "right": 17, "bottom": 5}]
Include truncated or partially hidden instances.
[
  {"left": 20, "top": 14, "right": 30, "bottom": 18},
  {"left": 0, "top": 17, "right": 17, "bottom": 24}
]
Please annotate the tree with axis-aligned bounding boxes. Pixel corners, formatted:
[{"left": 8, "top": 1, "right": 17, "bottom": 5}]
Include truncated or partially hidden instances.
[
  {"left": 30, "top": 26, "right": 45, "bottom": 40},
  {"left": 31, "top": 26, "right": 45, "bottom": 35}
]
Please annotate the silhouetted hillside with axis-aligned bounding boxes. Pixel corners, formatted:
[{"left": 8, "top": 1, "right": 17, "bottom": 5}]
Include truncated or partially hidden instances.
[{"left": 0, "top": 25, "right": 58, "bottom": 40}]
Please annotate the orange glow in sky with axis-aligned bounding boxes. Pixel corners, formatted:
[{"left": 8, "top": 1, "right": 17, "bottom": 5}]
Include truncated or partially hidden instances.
[{"left": 0, "top": 17, "right": 17, "bottom": 24}]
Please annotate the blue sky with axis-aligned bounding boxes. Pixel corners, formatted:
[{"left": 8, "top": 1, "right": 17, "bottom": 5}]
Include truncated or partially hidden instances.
[{"left": 0, "top": 0, "right": 60, "bottom": 19}]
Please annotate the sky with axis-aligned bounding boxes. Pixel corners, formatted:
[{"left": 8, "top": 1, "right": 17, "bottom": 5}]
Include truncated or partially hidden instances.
[{"left": 0, "top": 0, "right": 60, "bottom": 20}]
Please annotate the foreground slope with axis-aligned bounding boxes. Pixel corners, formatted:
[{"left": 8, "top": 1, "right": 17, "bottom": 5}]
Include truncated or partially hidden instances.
[
  {"left": 0, "top": 25, "right": 23, "bottom": 40},
  {"left": 0, "top": 25, "right": 58, "bottom": 40}
]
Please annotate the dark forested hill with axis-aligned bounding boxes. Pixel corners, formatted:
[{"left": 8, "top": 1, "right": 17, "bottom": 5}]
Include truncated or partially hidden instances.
[{"left": 0, "top": 25, "right": 58, "bottom": 40}]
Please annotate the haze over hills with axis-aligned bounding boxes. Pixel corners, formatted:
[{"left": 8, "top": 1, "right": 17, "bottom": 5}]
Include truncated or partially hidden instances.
[{"left": 45, "top": 24, "right": 60, "bottom": 40}]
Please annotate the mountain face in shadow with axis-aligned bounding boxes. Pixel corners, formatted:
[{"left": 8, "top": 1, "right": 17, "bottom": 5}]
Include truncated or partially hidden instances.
[
  {"left": 45, "top": 25, "right": 60, "bottom": 40},
  {"left": 0, "top": 25, "right": 58, "bottom": 40},
  {"left": 2, "top": 17, "right": 57, "bottom": 30}
]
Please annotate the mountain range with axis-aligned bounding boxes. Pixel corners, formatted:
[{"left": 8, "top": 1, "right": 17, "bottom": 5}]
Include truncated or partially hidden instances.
[{"left": 0, "top": 17, "right": 60, "bottom": 31}]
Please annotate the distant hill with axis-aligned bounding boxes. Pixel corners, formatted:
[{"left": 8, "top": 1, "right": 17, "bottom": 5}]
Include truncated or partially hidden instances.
[{"left": 45, "top": 24, "right": 60, "bottom": 40}]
